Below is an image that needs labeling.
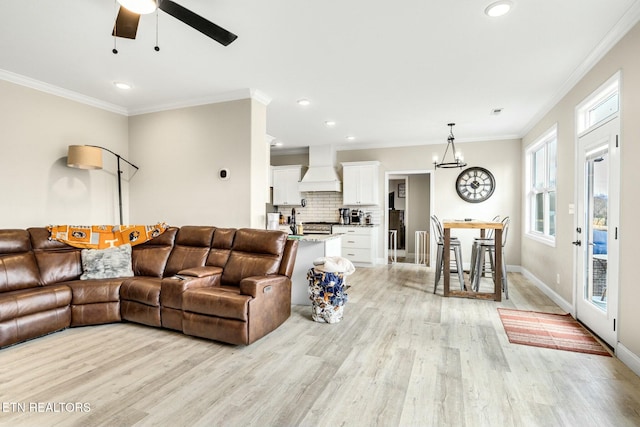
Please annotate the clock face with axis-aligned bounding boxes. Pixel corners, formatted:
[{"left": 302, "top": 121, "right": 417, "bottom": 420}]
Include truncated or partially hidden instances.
[{"left": 456, "top": 167, "right": 495, "bottom": 203}]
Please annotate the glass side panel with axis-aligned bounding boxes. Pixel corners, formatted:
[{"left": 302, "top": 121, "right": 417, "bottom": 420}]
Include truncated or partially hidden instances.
[
  {"left": 548, "top": 191, "right": 556, "bottom": 236},
  {"left": 548, "top": 138, "right": 557, "bottom": 187},
  {"left": 533, "top": 147, "right": 545, "bottom": 189},
  {"left": 534, "top": 193, "right": 544, "bottom": 233},
  {"left": 587, "top": 151, "right": 608, "bottom": 312}
]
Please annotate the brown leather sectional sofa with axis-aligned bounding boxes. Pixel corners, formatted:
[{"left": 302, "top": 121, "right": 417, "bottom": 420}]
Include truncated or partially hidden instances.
[{"left": 0, "top": 226, "right": 298, "bottom": 348}]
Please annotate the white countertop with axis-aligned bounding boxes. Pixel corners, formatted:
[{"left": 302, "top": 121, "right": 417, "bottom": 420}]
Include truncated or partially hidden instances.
[
  {"left": 288, "top": 234, "right": 342, "bottom": 243},
  {"left": 333, "top": 224, "right": 379, "bottom": 227}
]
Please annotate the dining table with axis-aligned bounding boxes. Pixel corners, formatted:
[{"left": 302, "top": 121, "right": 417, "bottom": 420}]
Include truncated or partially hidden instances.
[{"left": 442, "top": 219, "right": 504, "bottom": 301}]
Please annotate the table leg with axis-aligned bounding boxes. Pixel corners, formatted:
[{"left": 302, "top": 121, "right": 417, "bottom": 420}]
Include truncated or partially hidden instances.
[{"left": 494, "top": 228, "right": 502, "bottom": 302}]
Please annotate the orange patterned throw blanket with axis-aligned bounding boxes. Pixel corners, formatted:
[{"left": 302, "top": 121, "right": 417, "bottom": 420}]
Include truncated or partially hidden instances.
[{"left": 48, "top": 223, "right": 168, "bottom": 249}]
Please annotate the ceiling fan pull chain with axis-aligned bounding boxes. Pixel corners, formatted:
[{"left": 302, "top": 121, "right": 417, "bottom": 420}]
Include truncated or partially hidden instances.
[{"left": 154, "top": 9, "right": 160, "bottom": 52}]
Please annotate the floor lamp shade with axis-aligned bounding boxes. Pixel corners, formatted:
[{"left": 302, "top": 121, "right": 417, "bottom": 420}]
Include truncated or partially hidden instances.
[{"left": 67, "top": 145, "right": 103, "bottom": 170}]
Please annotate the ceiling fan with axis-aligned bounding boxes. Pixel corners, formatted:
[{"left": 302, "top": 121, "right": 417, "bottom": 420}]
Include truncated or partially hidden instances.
[{"left": 112, "top": 0, "right": 237, "bottom": 46}]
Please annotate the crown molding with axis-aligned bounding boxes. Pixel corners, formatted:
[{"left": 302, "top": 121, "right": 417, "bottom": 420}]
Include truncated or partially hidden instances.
[
  {"left": 0, "top": 68, "right": 273, "bottom": 117},
  {"left": 128, "top": 88, "right": 272, "bottom": 116},
  {"left": 333, "top": 134, "right": 522, "bottom": 152},
  {"left": 521, "top": 0, "right": 640, "bottom": 137},
  {"left": 0, "top": 69, "right": 128, "bottom": 115}
]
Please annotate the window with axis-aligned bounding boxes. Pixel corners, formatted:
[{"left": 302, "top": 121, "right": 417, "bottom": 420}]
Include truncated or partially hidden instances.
[
  {"left": 576, "top": 71, "right": 620, "bottom": 135},
  {"left": 526, "top": 125, "right": 557, "bottom": 245}
]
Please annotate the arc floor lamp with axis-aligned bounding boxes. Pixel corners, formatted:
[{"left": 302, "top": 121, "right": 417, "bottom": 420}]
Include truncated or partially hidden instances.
[{"left": 67, "top": 145, "right": 139, "bottom": 225}]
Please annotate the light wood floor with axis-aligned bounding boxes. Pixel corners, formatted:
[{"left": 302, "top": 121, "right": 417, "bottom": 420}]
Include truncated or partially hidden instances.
[{"left": 1, "top": 265, "right": 640, "bottom": 427}]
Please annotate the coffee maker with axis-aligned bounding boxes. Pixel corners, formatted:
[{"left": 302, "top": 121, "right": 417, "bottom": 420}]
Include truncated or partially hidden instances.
[
  {"left": 350, "top": 209, "right": 363, "bottom": 224},
  {"left": 339, "top": 208, "right": 350, "bottom": 224}
]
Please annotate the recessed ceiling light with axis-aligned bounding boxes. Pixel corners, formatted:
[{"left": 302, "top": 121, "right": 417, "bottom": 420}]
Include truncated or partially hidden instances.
[
  {"left": 490, "top": 108, "right": 504, "bottom": 115},
  {"left": 297, "top": 98, "right": 310, "bottom": 106},
  {"left": 325, "top": 120, "right": 336, "bottom": 127},
  {"left": 113, "top": 81, "right": 132, "bottom": 90},
  {"left": 485, "top": 1, "right": 513, "bottom": 17},
  {"left": 346, "top": 136, "right": 355, "bottom": 141}
]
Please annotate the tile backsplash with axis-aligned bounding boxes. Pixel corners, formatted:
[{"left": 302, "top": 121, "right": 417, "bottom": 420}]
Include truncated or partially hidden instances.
[{"left": 273, "top": 191, "right": 382, "bottom": 225}]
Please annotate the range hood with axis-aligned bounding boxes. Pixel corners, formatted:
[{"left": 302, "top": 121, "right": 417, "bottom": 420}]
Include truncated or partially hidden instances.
[{"left": 299, "top": 145, "right": 342, "bottom": 192}]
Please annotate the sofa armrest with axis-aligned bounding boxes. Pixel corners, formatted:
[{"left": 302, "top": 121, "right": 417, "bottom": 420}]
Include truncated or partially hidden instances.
[
  {"left": 239, "top": 275, "right": 289, "bottom": 298},
  {"left": 161, "top": 268, "right": 222, "bottom": 309}
]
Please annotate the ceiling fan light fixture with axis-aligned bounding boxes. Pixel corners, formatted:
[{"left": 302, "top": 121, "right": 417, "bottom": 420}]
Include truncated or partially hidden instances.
[
  {"left": 117, "top": 0, "right": 157, "bottom": 15},
  {"left": 485, "top": 1, "right": 513, "bottom": 17}
]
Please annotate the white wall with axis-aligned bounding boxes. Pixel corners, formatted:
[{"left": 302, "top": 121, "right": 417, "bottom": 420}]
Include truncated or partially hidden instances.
[
  {"left": 128, "top": 99, "right": 267, "bottom": 228},
  {"left": 0, "top": 80, "right": 128, "bottom": 227}
]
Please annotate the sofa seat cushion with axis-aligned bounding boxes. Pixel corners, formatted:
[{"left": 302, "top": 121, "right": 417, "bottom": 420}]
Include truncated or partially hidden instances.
[
  {"left": 0, "top": 284, "right": 72, "bottom": 322},
  {"left": 65, "top": 279, "right": 124, "bottom": 305},
  {"left": 71, "top": 302, "right": 121, "bottom": 326},
  {"left": 183, "top": 288, "right": 251, "bottom": 322},
  {"left": 120, "top": 277, "right": 162, "bottom": 307}
]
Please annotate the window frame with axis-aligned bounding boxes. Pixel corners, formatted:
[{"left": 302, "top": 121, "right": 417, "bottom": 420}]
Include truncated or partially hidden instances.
[
  {"left": 576, "top": 71, "right": 620, "bottom": 136},
  {"left": 525, "top": 124, "right": 558, "bottom": 246}
]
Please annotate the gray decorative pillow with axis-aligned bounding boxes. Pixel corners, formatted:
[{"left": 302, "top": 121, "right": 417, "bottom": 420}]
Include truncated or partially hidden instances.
[{"left": 80, "top": 244, "right": 134, "bottom": 280}]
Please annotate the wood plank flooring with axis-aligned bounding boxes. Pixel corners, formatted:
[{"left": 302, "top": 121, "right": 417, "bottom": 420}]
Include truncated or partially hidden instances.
[{"left": 1, "top": 264, "right": 639, "bottom": 426}]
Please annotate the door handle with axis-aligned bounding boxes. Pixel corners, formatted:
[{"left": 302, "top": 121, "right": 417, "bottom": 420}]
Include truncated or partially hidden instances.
[{"left": 572, "top": 240, "right": 581, "bottom": 246}]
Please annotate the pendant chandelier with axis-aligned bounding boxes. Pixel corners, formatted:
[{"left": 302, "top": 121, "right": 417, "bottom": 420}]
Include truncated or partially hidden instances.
[{"left": 433, "top": 123, "right": 467, "bottom": 169}]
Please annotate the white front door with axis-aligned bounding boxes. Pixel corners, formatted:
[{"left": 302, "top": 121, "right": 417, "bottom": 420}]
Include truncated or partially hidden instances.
[{"left": 575, "top": 117, "right": 619, "bottom": 348}]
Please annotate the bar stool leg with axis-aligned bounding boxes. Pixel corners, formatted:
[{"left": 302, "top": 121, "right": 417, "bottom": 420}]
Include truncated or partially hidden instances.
[
  {"left": 472, "top": 245, "right": 485, "bottom": 291},
  {"left": 502, "top": 250, "right": 508, "bottom": 299},
  {"left": 433, "top": 244, "right": 443, "bottom": 293},
  {"left": 453, "top": 245, "right": 465, "bottom": 290}
]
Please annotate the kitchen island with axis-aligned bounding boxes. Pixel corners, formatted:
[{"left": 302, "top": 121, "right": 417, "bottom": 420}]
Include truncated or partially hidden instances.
[{"left": 288, "top": 234, "right": 342, "bottom": 305}]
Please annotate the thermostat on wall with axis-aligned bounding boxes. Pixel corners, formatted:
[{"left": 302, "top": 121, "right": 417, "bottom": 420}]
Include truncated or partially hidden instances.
[{"left": 219, "top": 168, "right": 230, "bottom": 180}]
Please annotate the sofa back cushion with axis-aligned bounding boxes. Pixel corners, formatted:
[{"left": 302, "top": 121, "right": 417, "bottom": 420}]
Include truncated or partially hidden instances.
[
  {"left": 206, "top": 228, "right": 236, "bottom": 268},
  {"left": 164, "top": 226, "right": 215, "bottom": 277},
  {"left": 132, "top": 227, "right": 177, "bottom": 277},
  {"left": 28, "top": 227, "right": 82, "bottom": 285},
  {"left": 221, "top": 229, "right": 286, "bottom": 286},
  {"left": 0, "top": 229, "right": 41, "bottom": 292}
]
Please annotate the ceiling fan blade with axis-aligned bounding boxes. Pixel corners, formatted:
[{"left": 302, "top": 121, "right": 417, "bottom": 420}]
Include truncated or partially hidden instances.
[
  {"left": 112, "top": 6, "right": 140, "bottom": 39},
  {"left": 157, "top": 0, "right": 238, "bottom": 46}
]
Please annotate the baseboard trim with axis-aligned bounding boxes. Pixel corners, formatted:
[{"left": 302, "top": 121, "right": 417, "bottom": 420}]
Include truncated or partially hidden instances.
[
  {"left": 617, "top": 344, "right": 640, "bottom": 378},
  {"left": 520, "top": 267, "right": 573, "bottom": 314},
  {"left": 520, "top": 267, "right": 640, "bottom": 377}
]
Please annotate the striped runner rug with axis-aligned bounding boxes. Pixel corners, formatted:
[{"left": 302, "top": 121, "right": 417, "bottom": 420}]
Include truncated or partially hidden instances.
[{"left": 498, "top": 308, "right": 611, "bottom": 356}]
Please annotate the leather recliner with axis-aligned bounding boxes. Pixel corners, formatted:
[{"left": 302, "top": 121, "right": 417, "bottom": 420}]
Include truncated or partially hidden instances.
[{"left": 0, "top": 226, "right": 298, "bottom": 349}]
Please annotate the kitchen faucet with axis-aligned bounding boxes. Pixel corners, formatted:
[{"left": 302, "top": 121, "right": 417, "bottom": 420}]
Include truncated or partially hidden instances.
[{"left": 290, "top": 208, "right": 296, "bottom": 234}]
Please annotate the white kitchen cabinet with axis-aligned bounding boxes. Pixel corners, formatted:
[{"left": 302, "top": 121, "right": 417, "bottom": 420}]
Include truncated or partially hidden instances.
[
  {"left": 341, "top": 161, "right": 380, "bottom": 205},
  {"left": 272, "top": 165, "right": 303, "bottom": 206},
  {"left": 333, "top": 225, "right": 378, "bottom": 266}
]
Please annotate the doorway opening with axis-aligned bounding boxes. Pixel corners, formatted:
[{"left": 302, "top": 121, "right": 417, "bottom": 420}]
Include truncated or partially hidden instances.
[{"left": 385, "top": 170, "right": 433, "bottom": 265}]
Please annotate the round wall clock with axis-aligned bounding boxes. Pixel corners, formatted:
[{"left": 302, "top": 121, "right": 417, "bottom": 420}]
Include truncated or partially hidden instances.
[{"left": 455, "top": 167, "right": 495, "bottom": 203}]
